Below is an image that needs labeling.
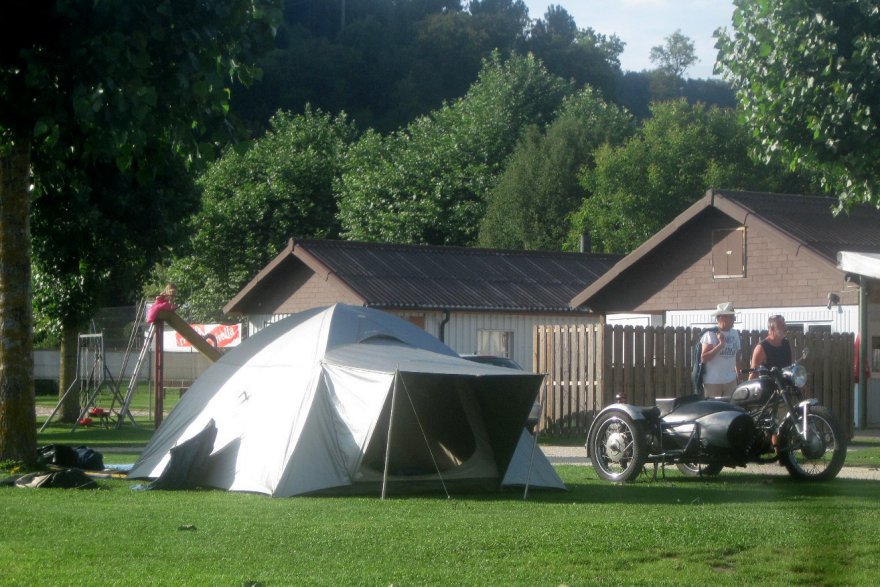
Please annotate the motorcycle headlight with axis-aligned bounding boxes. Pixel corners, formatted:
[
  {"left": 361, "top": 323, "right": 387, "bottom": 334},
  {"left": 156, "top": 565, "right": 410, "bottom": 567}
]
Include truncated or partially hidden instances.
[{"left": 786, "top": 364, "right": 808, "bottom": 388}]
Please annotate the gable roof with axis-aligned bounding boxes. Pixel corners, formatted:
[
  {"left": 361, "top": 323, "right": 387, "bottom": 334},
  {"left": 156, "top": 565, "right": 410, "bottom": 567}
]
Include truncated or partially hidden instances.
[
  {"left": 225, "top": 239, "right": 623, "bottom": 315},
  {"left": 570, "top": 189, "right": 880, "bottom": 309}
]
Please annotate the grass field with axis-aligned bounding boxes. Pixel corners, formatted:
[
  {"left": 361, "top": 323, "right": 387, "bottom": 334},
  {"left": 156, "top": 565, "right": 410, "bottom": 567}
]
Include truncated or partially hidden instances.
[
  {"left": 2, "top": 422, "right": 880, "bottom": 585},
  {"left": 2, "top": 466, "right": 879, "bottom": 586}
]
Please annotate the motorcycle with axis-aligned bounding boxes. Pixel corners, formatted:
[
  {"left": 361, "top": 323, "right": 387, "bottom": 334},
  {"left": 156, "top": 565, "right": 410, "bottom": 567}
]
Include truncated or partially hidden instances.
[{"left": 585, "top": 351, "right": 848, "bottom": 482}]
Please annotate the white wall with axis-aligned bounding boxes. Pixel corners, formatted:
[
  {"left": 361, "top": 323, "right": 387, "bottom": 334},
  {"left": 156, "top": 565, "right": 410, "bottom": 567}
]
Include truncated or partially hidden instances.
[
  {"left": 246, "top": 308, "right": 599, "bottom": 374},
  {"left": 665, "top": 304, "right": 858, "bottom": 333},
  {"left": 606, "top": 313, "right": 664, "bottom": 326},
  {"left": 409, "top": 310, "right": 599, "bottom": 373},
  {"left": 34, "top": 349, "right": 212, "bottom": 385}
]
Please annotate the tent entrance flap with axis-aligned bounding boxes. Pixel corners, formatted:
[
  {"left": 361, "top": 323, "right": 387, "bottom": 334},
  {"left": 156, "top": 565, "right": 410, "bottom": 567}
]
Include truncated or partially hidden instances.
[{"left": 364, "top": 373, "right": 479, "bottom": 476}]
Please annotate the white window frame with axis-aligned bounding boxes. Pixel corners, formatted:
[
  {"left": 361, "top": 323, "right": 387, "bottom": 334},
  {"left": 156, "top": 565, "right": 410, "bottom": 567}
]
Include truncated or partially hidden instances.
[{"left": 477, "top": 329, "right": 514, "bottom": 359}]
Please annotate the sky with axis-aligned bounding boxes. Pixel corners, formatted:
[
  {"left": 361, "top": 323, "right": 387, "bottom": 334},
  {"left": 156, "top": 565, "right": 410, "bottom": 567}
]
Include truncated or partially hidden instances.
[{"left": 523, "top": 0, "right": 736, "bottom": 79}]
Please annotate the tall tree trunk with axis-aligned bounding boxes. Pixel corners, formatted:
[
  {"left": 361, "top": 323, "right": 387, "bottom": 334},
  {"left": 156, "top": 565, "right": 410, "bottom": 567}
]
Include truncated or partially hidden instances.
[
  {"left": 58, "top": 325, "right": 80, "bottom": 423},
  {"left": 0, "top": 137, "right": 37, "bottom": 464}
]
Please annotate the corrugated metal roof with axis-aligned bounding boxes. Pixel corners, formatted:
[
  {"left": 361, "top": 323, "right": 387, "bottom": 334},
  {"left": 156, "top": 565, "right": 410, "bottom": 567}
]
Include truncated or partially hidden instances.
[
  {"left": 718, "top": 191, "right": 880, "bottom": 261},
  {"left": 296, "top": 239, "right": 623, "bottom": 313}
]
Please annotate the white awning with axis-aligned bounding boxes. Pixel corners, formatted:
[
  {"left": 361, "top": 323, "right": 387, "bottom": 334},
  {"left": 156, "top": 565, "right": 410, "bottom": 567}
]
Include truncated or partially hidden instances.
[{"left": 837, "top": 251, "right": 880, "bottom": 280}]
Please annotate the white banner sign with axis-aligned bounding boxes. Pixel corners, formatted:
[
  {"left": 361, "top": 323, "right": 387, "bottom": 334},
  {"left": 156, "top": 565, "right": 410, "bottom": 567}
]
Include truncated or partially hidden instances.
[{"left": 162, "top": 323, "right": 242, "bottom": 352}]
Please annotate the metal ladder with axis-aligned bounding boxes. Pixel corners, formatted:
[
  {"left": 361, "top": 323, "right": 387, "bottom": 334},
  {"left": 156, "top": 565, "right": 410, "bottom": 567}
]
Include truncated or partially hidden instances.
[
  {"left": 39, "top": 332, "right": 134, "bottom": 432},
  {"left": 115, "top": 299, "right": 152, "bottom": 429}
]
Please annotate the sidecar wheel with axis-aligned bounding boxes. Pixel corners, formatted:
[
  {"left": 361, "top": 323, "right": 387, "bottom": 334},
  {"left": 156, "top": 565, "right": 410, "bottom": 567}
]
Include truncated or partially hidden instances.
[
  {"left": 588, "top": 411, "right": 647, "bottom": 482},
  {"left": 676, "top": 461, "right": 723, "bottom": 477},
  {"left": 780, "top": 406, "right": 847, "bottom": 481}
]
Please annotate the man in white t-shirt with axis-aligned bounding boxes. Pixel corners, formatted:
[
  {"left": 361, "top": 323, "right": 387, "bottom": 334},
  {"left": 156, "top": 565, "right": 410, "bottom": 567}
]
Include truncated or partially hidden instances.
[{"left": 700, "top": 302, "right": 742, "bottom": 397}]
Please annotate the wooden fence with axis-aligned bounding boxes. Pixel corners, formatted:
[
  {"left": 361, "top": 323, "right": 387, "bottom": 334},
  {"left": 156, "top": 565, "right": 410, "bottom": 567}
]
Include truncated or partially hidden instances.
[{"left": 533, "top": 324, "right": 854, "bottom": 438}]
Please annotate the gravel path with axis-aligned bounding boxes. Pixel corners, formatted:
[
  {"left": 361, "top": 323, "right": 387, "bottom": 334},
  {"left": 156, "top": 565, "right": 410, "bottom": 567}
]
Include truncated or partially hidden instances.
[{"left": 540, "top": 444, "right": 880, "bottom": 481}]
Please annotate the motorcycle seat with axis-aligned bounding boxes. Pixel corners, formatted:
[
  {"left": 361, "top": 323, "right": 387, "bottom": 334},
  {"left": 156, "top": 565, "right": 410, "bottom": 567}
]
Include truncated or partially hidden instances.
[{"left": 655, "top": 394, "right": 703, "bottom": 418}]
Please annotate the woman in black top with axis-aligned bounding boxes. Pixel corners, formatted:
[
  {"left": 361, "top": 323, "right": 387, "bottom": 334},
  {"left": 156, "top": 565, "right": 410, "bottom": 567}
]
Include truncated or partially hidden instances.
[{"left": 750, "top": 315, "right": 793, "bottom": 376}]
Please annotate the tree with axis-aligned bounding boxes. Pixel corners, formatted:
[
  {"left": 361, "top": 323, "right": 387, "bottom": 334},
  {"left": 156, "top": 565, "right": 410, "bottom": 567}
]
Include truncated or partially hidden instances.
[
  {"left": 336, "top": 51, "right": 571, "bottom": 245},
  {"left": 717, "top": 0, "right": 880, "bottom": 209},
  {"left": 479, "top": 87, "right": 634, "bottom": 250},
  {"left": 166, "top": 108, "right": 358, "bottom": 321},
  {"left": 468, "top": 0, "right": 530, "bottom": 49},
  {"left": 0, "top": 0, "right": 280, "bottom": 463},
  {"left": 237, "top": 0, "right": 533, "bottom": 134},
  {"left": 568, "top": 100, "right": 820, "bottom": 253},
  {"left": 32, "top": 154, "right": 199, "bottom": 422},
  {"left": 527, "top": 5, "right": 624, "bottom": 97},
  {"left": 0, "top": 137, "right": 35, "bottom": 463},
  {"left": 650, "top": 29, "right": 698, "bottom": 79},
  {"left": 647, "top": 30, "right": 698, "bottom": 100}
]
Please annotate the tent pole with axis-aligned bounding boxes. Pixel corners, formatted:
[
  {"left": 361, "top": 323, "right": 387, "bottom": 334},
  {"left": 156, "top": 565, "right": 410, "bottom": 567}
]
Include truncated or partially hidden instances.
[
  {"left": 381, "top": 371, "right": 399, "bottom": 500},
  {"left": 523, "top": 427, "right": 539, "bottom": 500}
]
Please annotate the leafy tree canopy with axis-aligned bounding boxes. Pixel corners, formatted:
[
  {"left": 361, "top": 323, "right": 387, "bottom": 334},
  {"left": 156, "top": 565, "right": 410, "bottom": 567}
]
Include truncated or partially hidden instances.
[
  {"left": 166, "top": 108, "right": 358, "bottom": 321},
  {"left": 568, "top": 99, "right": 820, "bottom": 253},
  {"left": 0, "top": 0, "right": 281, "bottom": 460},
  {"left": 335, "top": 51, "right": 572, "bottom": 246},
  {"left": 31, "top": 155, "right": 199, "bottom": 346},
  {"left": 234, "top": 0, "right": 628, "bottom": 133},
  {"left": 717, "top": 0, "right": 880, "bottom": 209},
  {"left": 4, "top": 0, "right": 281, "bottom": 339},
  {"left": 479, "top": 87, "right": 634, "bottom": 250},
  {"left": 650, "top": 29, "right": 698, "bottom": 79},
  {"left": 525, "top": 4, "right": 624, "bottom": 97}
]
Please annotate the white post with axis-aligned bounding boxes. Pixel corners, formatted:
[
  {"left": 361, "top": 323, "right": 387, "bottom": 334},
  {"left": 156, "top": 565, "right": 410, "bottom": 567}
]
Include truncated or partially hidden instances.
[{"left": 381, "top": 371, "right": 398, "bottom": 500}]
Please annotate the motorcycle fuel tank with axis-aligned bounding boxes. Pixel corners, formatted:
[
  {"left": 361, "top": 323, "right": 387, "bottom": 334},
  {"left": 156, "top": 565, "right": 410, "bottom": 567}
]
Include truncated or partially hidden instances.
[{"left": 730, "top": 377, "right": 774, "bottom": 408}]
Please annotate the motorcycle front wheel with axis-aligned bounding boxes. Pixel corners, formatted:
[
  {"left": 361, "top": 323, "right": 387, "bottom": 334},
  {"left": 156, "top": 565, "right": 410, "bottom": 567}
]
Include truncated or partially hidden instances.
[
  {"left": 780, "top": 406, "right": 847, "bottom": 481},
  {"left": 676, "top": 461, "right": 723, "bottom": 477},
  {"left": 588, "top": 411, "right": 647, "bottom": 482}
]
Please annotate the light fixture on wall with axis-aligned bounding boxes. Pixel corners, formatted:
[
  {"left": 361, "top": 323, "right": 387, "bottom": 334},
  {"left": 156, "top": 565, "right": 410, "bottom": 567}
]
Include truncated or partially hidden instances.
[{"left": 827, "top": 292, "right": 841, "bottom": 310}]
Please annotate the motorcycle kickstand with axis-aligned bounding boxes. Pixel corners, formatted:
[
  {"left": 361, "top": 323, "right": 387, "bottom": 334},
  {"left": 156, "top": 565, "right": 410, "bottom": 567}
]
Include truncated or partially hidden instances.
[{"left": 648, "top": 462, "right": 665, "bottom": 481}]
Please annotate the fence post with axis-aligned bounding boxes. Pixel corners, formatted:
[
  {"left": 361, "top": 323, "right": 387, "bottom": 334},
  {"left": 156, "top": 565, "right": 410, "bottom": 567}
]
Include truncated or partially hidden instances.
[{"left": 634, "top": 326, "right": 645, "bottom": 406}]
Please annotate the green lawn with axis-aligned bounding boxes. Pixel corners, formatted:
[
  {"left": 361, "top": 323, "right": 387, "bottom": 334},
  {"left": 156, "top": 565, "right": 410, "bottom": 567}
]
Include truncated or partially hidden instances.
[
  {"left": 2, "top": 422, "right": 880, "bottom": 586},
  {"left": 1, "top": 466, "right": 878, "bottom": 586},
  {"left": 842, "top": 434, "right": 880, "bottom": 467},
  {"left": 36, "top": 382, "right": 182, "bottom": 416}
]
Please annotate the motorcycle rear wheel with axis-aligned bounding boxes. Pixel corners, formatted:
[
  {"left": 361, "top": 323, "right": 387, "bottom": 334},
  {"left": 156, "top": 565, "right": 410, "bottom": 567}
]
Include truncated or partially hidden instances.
[
  {"left": 676, "top": 461, "right": 723, "bottom": 477},
  {"left": 588, "top": 411, "right": 647, "bottom": 482},
  {"left": 780, "top": 406, "right": 847, "bottom": 481}
]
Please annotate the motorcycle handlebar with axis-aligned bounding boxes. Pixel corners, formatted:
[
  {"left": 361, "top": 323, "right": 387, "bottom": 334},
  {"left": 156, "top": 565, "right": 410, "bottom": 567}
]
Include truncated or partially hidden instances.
[{"left": 739, "top": 365, "right": 782, "bottom": 380}]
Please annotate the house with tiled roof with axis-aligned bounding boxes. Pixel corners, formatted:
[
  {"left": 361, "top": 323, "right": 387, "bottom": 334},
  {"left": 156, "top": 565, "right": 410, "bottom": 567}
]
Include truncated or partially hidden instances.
[
  {"left": 224, "top": 239, "right": 623, "bottom": 370},
  {"left": 569, "top": 189, "right": 880, "bottom": 426}
]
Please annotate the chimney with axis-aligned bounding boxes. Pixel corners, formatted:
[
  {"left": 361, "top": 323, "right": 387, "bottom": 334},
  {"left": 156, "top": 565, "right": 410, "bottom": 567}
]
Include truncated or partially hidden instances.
[{"left": 579, "top": 232, "right": 591, "bottom": 253}]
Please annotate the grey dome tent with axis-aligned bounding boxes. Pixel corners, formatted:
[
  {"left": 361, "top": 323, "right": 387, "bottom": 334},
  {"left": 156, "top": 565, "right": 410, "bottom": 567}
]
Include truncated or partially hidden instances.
[{"left": 129, "top": 304, "right": 564, "bottom": 496}]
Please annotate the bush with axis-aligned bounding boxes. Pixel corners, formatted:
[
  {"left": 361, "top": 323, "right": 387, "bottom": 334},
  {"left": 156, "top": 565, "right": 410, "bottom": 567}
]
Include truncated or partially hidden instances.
[{"left": 34, "top": 379, "right": 58, "bottom": 397}]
